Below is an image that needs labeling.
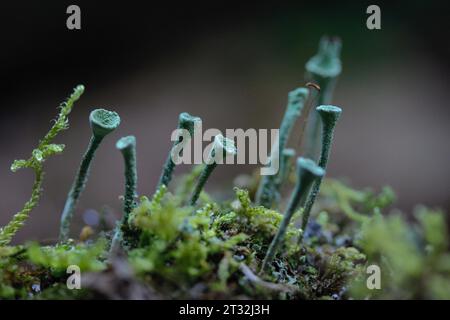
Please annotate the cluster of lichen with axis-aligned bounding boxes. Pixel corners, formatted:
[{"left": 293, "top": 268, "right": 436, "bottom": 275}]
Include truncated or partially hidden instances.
[{"left": 0, "top": 37, "right": 449, "bottom": 300}]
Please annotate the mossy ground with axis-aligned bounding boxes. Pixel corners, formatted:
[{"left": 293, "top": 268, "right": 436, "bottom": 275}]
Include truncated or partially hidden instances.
[{"left": 1, "top": 166, "right": 448, "bottom": 300}]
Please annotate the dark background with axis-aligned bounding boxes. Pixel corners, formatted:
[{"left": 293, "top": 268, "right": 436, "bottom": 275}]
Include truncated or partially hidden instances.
[{"left": 0, "top": 1, "right": 449, "bottom": 242}]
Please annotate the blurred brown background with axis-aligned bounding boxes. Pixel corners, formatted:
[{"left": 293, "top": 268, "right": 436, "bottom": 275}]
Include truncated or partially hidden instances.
[{"left": 0, "top": 1, "right": 449, "bottom": 243}]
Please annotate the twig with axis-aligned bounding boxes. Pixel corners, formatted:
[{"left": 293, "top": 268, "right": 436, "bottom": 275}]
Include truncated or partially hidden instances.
[{"left": 239, "top": 263, "right": 298, "bottom": 294}]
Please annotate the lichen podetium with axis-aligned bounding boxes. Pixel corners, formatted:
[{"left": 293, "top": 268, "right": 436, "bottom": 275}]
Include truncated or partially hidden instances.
[
  {"left": 300, "top": 105, "right": 342, "bottom": 244},
  {"left": 304, "top": 36, "right": 342, "bottom": 159},
  {"left": 273, "top": 148, "right": 295, "bottom": 200},
  {"left": 256, "top": 87, "right": 309, "bottom": 208},
  {"left": 59, "top": 108, "right": 121, "bottom": 241},
  {"left": 261, "top": 157, "right": 324, "bottom": 272},
  {"left": 0, "top": 85, "right": 84, "bottom": 246},
  {"left": 111, "top": 135, "right": 137, "bottom": 251},
  {"left": 189, "top": 134, "right": 237, "bottom": 206},
  {"left": 157, "top": 112, "right": 201, "bottom": 190}
]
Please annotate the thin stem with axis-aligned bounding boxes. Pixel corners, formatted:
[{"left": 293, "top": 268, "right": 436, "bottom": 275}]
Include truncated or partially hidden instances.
[
  {"left": 304, "top": 37, "right": 342, "bottom": 159},
  {"left": 273, "top": 148, "right": 295, "bottom": 203},
  {"left": 189, "top": 134, "right": 236, "bottom": 206},
  {"left": 300, "top": 105, "right": 342, "bottom": 244},
  {"left": 118, "top": 137, "right": 138, "bottom": 217},
  {"left": 275, "top": 148, "right": 295, "bottom": 187},
  {"left": 261, "top": 158, "right": 324, "bottom": 272},
  {"left": 256, "top": 87, "right": 309, "bottom": 208},
  {"left": 0, "top": 167, "right": 43, "bottom": 246},
  {"left": 296, "top": 82, "right": 320, "bottom": 151},
  {"left": 158, "top": 112, "right": 201, "bottom": 189},
  {"left": 111, "top": 136, "right": 137, "bottom": 251},
  {"left": 189, "top": 163, "right": 217, "bottom": 206},
  {"left": 59, "top": 135, "right": 102, "bottom": 241}
]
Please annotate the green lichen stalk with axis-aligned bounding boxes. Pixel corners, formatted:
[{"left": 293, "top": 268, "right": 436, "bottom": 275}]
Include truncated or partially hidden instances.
[
  {"left": 261, "top": 157, "right": 324, "bottom": 271},
  {"left": 304, "top": 36, "right": 342, "bottom": 159},
  {"left": 256, "top": 87, "right": 309, "bottom": 208},
  {"left": 59, "top": 108, "right": 121, "bottom": 241},
  {"left": 275, "top": 149, "right": 295, "bottom": 188},
  {"left": 158, "top": 112, "right": 201, "bottom": 189},
  {"left": 111, "top": 136, "right": 137, "bottom": 251},
  {"left": 189, "top": 134, "right": 237, "bottom": 206},
  {"left": 300, "top": 105, "right": 342, "bottom": 243},
  {"left": 0, "top": 85, "right": 84, "bottom": 246}
]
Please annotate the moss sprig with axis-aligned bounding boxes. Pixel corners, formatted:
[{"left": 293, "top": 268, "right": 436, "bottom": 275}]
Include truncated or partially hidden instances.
[{"left": 0, "top": 85, "right": 85, "bottom": 246}]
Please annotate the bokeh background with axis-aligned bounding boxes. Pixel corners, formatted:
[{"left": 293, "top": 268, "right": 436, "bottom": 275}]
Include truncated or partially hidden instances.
[{"left": 0, "top": 1, "right": 449, "bottom": 243}]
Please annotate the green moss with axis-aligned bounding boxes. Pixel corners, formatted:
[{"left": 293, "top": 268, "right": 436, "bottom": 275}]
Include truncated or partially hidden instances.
[
  {"left": 217, "top": 188, "right": 301, "bottom": 259},
  {"left": 349, "top": 207, "right": 450, "bottom": 299},
  {"left": 1, "top": 171, "right": 448, "bottom": 299},
  {"left": 126, "top": 187, "right": 247, "bottom": 296},
  {"left": 27, "top": 240, "right": 107, "bottom": 275},
  {"left": 0, "top": 85, "right": 84, "bottom": 246}
]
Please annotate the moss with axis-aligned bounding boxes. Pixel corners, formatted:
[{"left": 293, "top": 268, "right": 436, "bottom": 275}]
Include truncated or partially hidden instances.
[
  {"left": 0, "top": 173, "right": 448, "bottom": 299},
  {"left": 0, "top": 85, "right": 84, "bottom": 246},
  {"left": 349, "top": 207, "right": 450, "bottom": 299},
  {"left": 27, "top": 240, "right": 107, "bottom": 275},
  {"left": 125, "top": 187, "right": 247, "bottom": 297}
]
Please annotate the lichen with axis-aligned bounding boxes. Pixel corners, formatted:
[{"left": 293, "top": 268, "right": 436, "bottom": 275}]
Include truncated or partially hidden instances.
[{"left": 0, "top": 38, "right": 448, "bottom": 300}]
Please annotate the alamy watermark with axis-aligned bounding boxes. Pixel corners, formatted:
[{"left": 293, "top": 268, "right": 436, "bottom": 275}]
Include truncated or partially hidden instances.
[
  {"left": 66, "top": 5, "right": 81, "bottom": 30},
  {"left": 170, "top": 122, "right": 280, "bottom": 176},
  {"left": 67, "top": 5, "right": 381, "bottom": 31},
  {"left": 366, "top": 5, "right": 381, "bottom": 30},
  {"left": 66, "top": 265, "right": 81, "bottom": 289},
  {"left": 366, "top": 264, "right": 381, "bottom": 290}
]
